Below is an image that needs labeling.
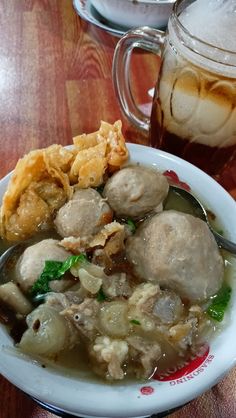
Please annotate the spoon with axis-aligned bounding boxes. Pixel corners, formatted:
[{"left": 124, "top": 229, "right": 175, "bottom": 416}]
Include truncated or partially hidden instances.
[
  {"left": 170, "top": 185, "right": 236, "bottom": 255},
  {"left": 0, "top": 241, "right": 32, "bottom": 280}
]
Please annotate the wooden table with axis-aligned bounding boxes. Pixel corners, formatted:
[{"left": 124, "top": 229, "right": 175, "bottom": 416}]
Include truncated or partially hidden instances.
[{"left": 0, "top": 1, "right": 236, "bottom": 418}]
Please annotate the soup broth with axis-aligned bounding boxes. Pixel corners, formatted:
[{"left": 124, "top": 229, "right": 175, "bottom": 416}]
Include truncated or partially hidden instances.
[{"left": 0, "top": 181, "right": 230, "bottom": 382}]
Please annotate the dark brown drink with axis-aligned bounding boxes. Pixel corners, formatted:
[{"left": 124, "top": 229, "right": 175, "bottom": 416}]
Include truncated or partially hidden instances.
[
  {"left": 150, "top": 100, "right": 236, "bottom": 177},
  {"left": 149, "top": 33, "right": 236, "bottom": 189}
]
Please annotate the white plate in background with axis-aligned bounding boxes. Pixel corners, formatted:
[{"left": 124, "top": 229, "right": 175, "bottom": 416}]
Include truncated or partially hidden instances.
[{"left": 73, "top": 0, "right": 127, "bottom": 37}]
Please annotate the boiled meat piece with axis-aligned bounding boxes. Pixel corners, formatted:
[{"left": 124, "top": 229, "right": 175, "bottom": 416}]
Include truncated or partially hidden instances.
[{"left": 127, "top": 335, "right": 161, "bottom": 378}]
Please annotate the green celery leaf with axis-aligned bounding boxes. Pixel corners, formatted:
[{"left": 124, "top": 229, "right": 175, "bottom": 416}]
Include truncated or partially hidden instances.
[
  {"left": 96, "top": 288, "right": 107, "bottom": 302},
  {"left": 58, "top": 254, "right": 88, "bottom": 275},
  {"left": 31, "top": 254, "right": 88, "bottom": 296},
  {"left": 207, "top": 284, "right": 231, "bottom": 322},
  {"left": 130, "top": 319, "right": 141, "bottom": 325},
  {"left": 127, "top": 219, "right": 136, "bottom": 233}
]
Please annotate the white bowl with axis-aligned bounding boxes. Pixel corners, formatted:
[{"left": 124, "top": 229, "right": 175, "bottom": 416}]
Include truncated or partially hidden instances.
[
  {"left": 90, "top": 0, "right": 175, "bottom": 29},
  {"left": 1, "top": 143, "right": 236, "bottom": 418}
]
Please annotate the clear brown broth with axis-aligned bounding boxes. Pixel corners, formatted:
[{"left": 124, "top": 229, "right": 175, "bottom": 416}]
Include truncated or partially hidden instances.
[{"left": 0, "top": 187, "right": 232, "bottom": 383}]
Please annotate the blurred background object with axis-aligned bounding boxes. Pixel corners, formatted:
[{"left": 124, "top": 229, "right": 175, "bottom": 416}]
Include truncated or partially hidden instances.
[{"left": 73, "top": 0, "right": 175, "bottom": 35}]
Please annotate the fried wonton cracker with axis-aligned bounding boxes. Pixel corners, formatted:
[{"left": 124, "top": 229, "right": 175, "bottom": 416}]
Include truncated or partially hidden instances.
[
  {"left": 0, "top": 146, "right": 74, "bottom": 241},
  {"left": 0, "top": 121, "right": 129, "bottom": 241},
  {"left": 69, "top": 142, "right": 107, "bottom": 187},
  {"left": 72, "top": 120, "right": 129, "bottom": 184}
]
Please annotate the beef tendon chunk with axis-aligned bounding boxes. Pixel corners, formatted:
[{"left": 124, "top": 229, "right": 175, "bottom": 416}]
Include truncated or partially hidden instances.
[
  {"left": 126, "top": 210, "right": 224, "bottom": 302},
  {"left": 152, "top": 290, "right": 184, "bottom": 325},
  {"left": 98, "top": 301, "right": 130, "bottom": 338},
  {"left": 19, "top": 304, "right": 78, "bottom": 357},
  {"left": 103, "top": 166, "right": 169, "bottom": 219},
  {"left": 0, "top": 282, "right": 32, "bottom": 315}
]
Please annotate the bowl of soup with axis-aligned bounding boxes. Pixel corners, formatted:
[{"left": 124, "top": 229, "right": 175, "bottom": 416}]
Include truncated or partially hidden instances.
[{"left": 0, "top": 121, "right": 236, "bottom": 418}]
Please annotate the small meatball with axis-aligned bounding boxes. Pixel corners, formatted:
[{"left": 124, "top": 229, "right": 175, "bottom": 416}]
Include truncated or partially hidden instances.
[
  {"left": 16, "top": 239, "right": 71, "bottom": 293},
  {"left": 103, "top": 166, "right": 169, "bottom": 219},
  {"left": 54, "top": 188, "right": 113, "bottom": 238},
  {"left": 126, "top": 210, "right": 224, "bottom": 302}
]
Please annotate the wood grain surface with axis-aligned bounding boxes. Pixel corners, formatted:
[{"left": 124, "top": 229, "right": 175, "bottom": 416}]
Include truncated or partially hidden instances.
[{"left": 0, "top": 1, "right": 236, "bottom": 418}]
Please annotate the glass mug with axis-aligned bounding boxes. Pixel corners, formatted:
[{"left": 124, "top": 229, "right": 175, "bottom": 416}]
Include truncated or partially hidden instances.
[{"left": 112, "top": 0, "right": 236, "bottom": 195}]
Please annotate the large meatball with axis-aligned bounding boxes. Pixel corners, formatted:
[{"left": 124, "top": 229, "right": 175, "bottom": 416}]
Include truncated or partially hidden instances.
[
  {"left": 54, "top": 188, "right": 112, "bottom": 238},
  {"left": 103, "top": 166, "right": 169, "bottom": 219},
  {"left": 126, "top": 210, "right": 224, "bottom": 302},
  {"left": 16, "top": 239, "right": 71, "bottom": 292}
]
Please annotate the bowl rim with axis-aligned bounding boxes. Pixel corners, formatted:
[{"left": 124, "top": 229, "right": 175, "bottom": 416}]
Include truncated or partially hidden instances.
[
  {"left": 1, "top": 143, "right": 236, "bottom": 418},
  {"left": 91, "top": 0, "right": 176, "bottom": 6}
]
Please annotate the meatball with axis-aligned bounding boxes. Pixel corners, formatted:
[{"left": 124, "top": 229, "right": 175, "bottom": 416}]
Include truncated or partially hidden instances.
[
  {"left": 16, "top": 239, "right": 71, "bottom": 293},
  {"left": 54, "top": 188, "right": 112, "bottom": 238},
  {"left": 126, "top": 210, "right": 224, "bottom": 302},
  {"left": 103, "top": 166, "right": 169, "bottom": 219}
]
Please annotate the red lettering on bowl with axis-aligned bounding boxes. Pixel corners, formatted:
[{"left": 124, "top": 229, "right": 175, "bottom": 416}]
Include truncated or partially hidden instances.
[
  {"left": 154, "top": 346, "right": 210, "bottom": 382},
  {"left": 140, "top": 386, "right": 154, "bottom": 395}
]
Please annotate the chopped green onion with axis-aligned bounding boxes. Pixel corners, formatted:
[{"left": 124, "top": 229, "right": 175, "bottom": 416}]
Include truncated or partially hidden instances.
[
  {"left": 207, "top": 284, "right": 231, "bottom": 322},
  {"left": 130, "top": 319, "right": 141, "bottom": 325},
  {"left": 96, "top": 287, "right": 107, "bottom": 302},
  {"left": 31, "top": 254, "right": 88, "bottom": 297},
  {"left": 127, "top": 219, "right": 136, "bottom": 233}
]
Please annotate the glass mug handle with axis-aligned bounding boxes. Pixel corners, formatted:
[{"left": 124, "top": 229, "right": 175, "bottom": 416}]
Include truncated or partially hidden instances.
[{"left": 112, "top": 26, "right": 166, "bottom": 133}]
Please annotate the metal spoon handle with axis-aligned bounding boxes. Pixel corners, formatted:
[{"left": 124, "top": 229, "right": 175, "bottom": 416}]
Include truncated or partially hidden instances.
[
  {"left": 0, "top": 240, "right": 32, "bottom": 273},
  {"left": 169, "top": 185, "right": 236, "bottom": 255},
  {"left": 0, "top": 244, "right": 18, "bottom": 271},
  {"left": 212, "top": 230, "right": 236, "bottom": 255}
]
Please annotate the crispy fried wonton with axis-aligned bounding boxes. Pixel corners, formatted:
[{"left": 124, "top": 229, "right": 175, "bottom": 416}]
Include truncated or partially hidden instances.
[
  {"left": 0, "top": 121, "right": 129, "bottom": 241},
  {"left": 71, "top": 120, "right": 128, "bottom": 186}
]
